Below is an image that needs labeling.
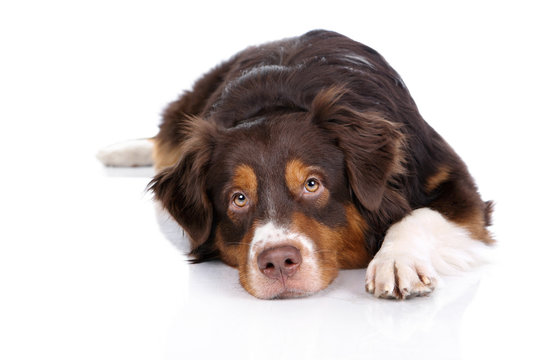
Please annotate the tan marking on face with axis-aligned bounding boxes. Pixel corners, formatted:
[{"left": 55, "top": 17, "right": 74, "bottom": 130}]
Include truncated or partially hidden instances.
[
  {"left": 215, "top": 224, "right": 253, "bottom": 269},
  {"left": 290, "top": 213, "right": 339, "bottom": 287},
  {"left": 215, "top": 165, "right": 258, "bottom": 269},
  {"left": 226, "top": 164, "right": 258, "bottom": 221},
  {"left": 288, "top": 205, "right": 371, "bottom": 285},
  {"left": 232, "top": 164, "right": 258, "bottom": 197},
  {"left": 426, "top": 166, "right": 451, "bottom": 193},
  {"left": 285, "top": 158, "right": 307, "bottom": 193},
  {"left": 285, "top": 159, "right": 329, "bottom": 207}
]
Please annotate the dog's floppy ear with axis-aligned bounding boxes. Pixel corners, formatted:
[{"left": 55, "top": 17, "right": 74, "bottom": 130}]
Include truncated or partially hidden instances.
[
  {"left": 148, "top": 118, "right": 218, "bottom": 261},
  {"left": 311, "top": 87, "right": 404, "bottom": 212}
]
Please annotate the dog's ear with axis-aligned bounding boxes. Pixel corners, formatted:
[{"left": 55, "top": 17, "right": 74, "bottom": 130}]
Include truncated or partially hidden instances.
[
  {"left": 148, "top": 119, "right": 218, "bottom": 261},
  {"left": 311, "top": 87, "right": 405, "bottom": 212}
]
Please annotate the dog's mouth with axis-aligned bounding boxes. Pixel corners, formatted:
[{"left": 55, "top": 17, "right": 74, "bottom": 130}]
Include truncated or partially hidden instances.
[{"left": 266, "top": 269, "right": 317, "bottom": 299}]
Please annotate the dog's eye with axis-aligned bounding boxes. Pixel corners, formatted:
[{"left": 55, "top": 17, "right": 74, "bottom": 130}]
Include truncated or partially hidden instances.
[
  {"left": 232, "top": 193, "right": 248, "bottom": 207},
  {"left": 304, "top": 178, "right": 320, "bottom": 193}
]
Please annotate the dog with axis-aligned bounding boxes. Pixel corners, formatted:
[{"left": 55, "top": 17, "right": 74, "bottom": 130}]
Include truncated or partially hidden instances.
[{"left": 98, "top": 30, "right": 494, "bottom": 300}]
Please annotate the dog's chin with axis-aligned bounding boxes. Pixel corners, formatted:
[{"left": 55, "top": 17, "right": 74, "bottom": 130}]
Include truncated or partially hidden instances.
[
  {"left": 243, "top": 270, "right": 336, "bottom": 300},
  {"left": 247, "top": 284, "right": 319, "bottom": 300},
  {"left": 274, "top": 289, "right": 314, "bottom": 300}
]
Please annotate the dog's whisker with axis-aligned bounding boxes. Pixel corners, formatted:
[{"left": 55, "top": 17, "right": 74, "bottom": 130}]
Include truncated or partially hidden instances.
[{"left": 313, "top": 249, "right": 337, "bottom": 254}]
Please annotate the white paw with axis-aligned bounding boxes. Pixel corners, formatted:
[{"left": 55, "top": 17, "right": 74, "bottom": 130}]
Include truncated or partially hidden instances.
[
  {"left": 365, "top": 256, "right": 438, "bottom": 299},
  {"left": 96, "top": 139, "right": 154, "bottom": 167}
]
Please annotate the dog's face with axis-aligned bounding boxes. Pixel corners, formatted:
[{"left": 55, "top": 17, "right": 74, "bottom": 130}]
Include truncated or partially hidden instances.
[
  {"left": 150, "top": 89, "right": 404, "bottom": 299},
  {"left": 207, "top": 112, "right": 372, "bottom": 299}
]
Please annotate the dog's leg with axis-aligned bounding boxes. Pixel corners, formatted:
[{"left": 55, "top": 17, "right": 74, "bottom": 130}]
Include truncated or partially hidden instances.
[
  {"left": 365, "top": 207, "right": 490, "bottom": 299},
  {"left": 96, "top": 138, "right": 154, "bottom": 167}
]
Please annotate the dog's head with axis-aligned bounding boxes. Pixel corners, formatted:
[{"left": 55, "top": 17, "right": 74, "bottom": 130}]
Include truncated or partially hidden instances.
[{"left": 150, "top": 86, "right": 404, "bottom": 299}]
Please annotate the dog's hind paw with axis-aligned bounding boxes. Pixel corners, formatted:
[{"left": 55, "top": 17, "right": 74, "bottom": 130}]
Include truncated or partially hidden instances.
[{"left": 96, "top": 139, "right": 154, "bottom": 167}]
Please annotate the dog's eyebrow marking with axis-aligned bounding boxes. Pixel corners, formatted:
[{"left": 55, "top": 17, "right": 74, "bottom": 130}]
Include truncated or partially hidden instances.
[
  {"left": 285, "top": 158, "right": 309, "bottom": 194},
  {"left": 285, "top": 159, "right": 329, "bottom": 207},
  {"left": 285, "top": 159, "right": 324, "bottom": 190},
  {"left": 231, "top": 164, "right": 258, "bottom": 201}
]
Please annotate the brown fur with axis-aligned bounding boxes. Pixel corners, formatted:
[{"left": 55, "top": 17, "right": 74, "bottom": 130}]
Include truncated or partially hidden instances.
[{"left": 148, "top": 30, "right": 493, "bottom": 296}]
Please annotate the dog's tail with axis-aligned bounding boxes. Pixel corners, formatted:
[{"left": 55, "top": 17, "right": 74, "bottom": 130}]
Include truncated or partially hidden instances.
[{"left": 96, "top": 138, "right": 154, "bottom": 167}]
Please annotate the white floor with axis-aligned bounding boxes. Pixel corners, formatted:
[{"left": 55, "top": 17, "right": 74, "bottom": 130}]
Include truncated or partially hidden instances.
[
  {"left": 1, "top": 1, "right": 539, "bottom": 359},
  {"left": 1, "top": 161, "right": 538, "bottom": 360}
]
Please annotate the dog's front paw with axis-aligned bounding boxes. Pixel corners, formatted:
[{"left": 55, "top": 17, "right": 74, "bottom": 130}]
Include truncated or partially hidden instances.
[{"left": 365, "top": 256, "right": 438, "bottom": 299}]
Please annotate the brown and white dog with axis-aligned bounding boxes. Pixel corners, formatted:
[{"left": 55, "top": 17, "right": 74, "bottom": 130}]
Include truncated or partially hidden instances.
[{"left": 98, "top": 30, "right": 494, "bottom": 300}]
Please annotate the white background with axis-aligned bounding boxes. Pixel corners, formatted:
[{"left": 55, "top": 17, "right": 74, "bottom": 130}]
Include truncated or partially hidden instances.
[{"left": 1, "top": 1, "right": 539, "bottom": 359}]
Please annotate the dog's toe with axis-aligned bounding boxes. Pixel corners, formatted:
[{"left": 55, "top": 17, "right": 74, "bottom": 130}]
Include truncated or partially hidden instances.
[{"left": 366, "top": 257, "right": 437, "bottom": 300}]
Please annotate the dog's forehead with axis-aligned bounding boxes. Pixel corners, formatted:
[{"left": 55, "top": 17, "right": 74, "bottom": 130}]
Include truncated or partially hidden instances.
[
  {"left": 217, "top": 116, "right": 342, "bottom": 173},
  {"left": 217, "top": 137, "right": 317, "bottom": 189}
]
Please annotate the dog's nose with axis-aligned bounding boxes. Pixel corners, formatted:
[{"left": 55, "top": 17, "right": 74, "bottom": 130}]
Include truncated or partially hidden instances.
[{"left": 257, "top": 246, "right": 302, "bottom": 280}]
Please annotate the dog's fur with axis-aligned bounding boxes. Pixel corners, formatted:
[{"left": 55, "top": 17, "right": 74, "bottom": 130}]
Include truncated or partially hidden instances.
[{"left": 103, "top": 30, "right": 494, "bottom": 299}]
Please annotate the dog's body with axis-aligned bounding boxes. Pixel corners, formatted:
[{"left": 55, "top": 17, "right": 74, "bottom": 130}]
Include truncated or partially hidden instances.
[{"left": 100, "top": 30, "right": 493, "bottom": 299}]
